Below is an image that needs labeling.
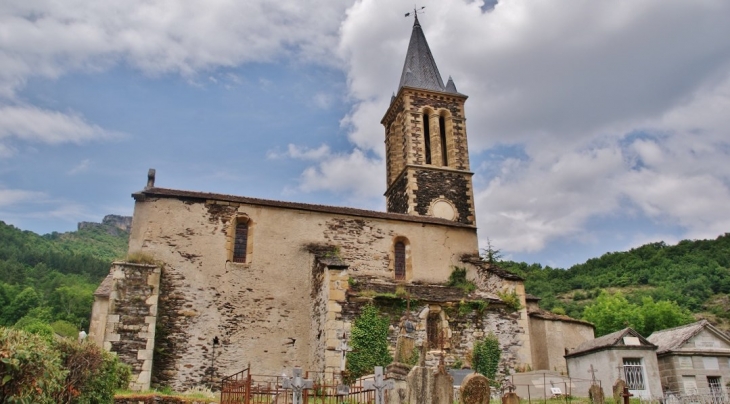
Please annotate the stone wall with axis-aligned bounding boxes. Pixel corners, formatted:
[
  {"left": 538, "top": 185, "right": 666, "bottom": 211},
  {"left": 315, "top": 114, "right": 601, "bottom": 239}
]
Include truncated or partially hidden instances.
[
  {"left": 98, "top": 262, "right": 161, "bottom": 391},
  {"left": 413, "top": 169, "right": 474, "bottom": 225},
  {"left": 386, "top": 171, "right": 410, "bottom": 214}
]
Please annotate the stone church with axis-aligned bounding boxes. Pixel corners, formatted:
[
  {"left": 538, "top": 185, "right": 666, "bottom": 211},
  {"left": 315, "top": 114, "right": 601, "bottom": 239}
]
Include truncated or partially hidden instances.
[{"left": 89, "top": 16, "right": 594, "bottom": 391}]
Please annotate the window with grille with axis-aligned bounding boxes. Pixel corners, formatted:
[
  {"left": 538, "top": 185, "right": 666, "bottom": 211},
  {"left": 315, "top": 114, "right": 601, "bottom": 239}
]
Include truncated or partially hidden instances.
[
  {"left": 708, "top": 377, "right": 723, "bottom": 397},
  {"left": 623, "top": 358, "right": 646, "bottom": 390},
  {"left": 233, "top": 222, "right": 248, "bottom": 263},
  {"left": 394, "top": 241, "right": 406, "bottom": 281}
]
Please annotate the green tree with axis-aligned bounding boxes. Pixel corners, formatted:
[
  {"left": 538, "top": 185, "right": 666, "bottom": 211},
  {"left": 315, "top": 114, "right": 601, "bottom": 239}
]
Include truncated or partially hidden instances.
[
  {"left": 582, "top": 292, "right": 643, "bottom": 337},
  {"left": 1, "top": 287, "right": 40, "bottom": 326},
  {"left": 637, "top": 297, "right": 694, "bottom": 336},
  {"left": 345, "top": 305, "right": 393, "bottom": 382},
  {"left": 473, "top": 332, "right": 500, "bottom": 381}
]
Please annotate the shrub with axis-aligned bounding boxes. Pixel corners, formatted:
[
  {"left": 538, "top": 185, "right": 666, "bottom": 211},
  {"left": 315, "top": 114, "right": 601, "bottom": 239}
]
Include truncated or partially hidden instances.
[
  {"left": 473, "top": 332, "right": 501, "bottom": 381},
  {"left": 52, "top": 339, "right": 131, "bottom": 403},
  {"left": 0, "top": 327, "right": 66, "bottom": 403},
  {"left": 345, "top": 305, "right": 392, "bottom": 383},
  {"left": 447, "top": 267, "right": 476, "bottom": 293},
  {"left": 496, "top": 289, "right": 523, "bottom": 311},
  {"left": 14, "top": 316, "right": 55, "bottom": 340},
  {"left": 51, "top": 320, "right": 79, "bottom": 339}
]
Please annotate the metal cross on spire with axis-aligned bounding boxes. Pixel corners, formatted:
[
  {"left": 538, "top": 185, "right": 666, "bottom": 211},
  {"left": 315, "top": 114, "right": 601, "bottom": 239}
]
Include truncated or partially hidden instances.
[{"left": 404, "top": 6, "right": 425, "bottom": 18}]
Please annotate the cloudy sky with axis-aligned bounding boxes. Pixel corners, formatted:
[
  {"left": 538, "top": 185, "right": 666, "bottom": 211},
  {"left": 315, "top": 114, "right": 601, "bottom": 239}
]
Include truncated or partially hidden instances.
[{"left": 1, "top": 0, "right": 729, "bottom": 268}]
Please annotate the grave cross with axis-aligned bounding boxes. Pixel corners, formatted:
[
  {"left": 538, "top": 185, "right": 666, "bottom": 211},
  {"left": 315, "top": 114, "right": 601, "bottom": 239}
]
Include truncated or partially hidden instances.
[
  {"left": 282, "top": 368, "right": 313, "bottom": 404},
  {"left": 621, "top": 386, "right": 634, "bottom": 404},
  {"left": 363, "top": 366, "right": 395, "bottom": 404},
  {"left": 588, "top": 364, "right": 599, "bottom": 385},
  {"left": 335, "top": 330, "right": 353, "bottom": 371}
]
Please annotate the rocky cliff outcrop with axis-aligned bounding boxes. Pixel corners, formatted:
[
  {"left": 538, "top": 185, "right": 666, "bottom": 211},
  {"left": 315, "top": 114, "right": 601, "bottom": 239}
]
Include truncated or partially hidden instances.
[{"left": 78, "top": 214, "right": 132, "bottom": 234}]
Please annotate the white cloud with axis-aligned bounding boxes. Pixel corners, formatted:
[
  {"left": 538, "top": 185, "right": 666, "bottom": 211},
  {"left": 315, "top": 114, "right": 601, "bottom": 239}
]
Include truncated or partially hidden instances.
[
  {"left": 0, "top": 105, "right": 117, "bottom": 150},
  {"left": 268, "top": 144, "right": 331, "bottom": 160},
  {"left": 306, "top": 0, "right": 730, "bottom": 259},
  {"left": 0, "top": 0, "right": 350, "bottom": 97},
  {"left": 0, "top": 188, "right": 45, "bottom": 207},
  {"left": 299, "top": 148, "right": 383, "bottom": 199}
]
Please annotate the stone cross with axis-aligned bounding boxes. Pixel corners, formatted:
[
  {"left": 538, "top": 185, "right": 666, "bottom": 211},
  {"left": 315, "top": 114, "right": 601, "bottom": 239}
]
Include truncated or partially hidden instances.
[
  {"left": 335, "top": 330, "right": 352, "bottom": 371},
  {"left": 588, "top": 364, "right": 598, "bottom": 385},
  {"left": 282, "top": 368, "right": 313, "bottom": 404},
  {"left": 363, "top": 366, "right": 395, "bottom": 404}
]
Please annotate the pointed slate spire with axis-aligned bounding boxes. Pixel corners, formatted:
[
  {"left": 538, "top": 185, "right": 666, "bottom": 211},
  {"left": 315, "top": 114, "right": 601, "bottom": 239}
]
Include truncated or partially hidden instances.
[
  {"left": 445, "top": 76, "right": 458, "bottom": 93},
  {"left": 398, "top": 15, "right": 446, "bottom": 92}
]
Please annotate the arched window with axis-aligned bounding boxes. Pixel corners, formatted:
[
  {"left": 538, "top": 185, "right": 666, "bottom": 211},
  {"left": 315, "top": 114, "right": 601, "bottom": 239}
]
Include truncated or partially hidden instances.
[
  {"left": 423, "top": 113, "right": 432, "bottom": 164},
  {"left": 439, "top": 116, "right": 448, "bottom": 167},
  {"left": 394, "top": 241, "right": 406, "bottom": 281},
  {"left": 233, "top": 221, "right": 249, "bottom": 263}
]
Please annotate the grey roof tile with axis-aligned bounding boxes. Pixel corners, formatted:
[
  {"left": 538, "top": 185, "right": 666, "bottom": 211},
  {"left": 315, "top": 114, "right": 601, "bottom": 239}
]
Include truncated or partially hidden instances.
[
  {"left": 566, "top": 328, "right": 655, "bottom": 357},
  {"left": 445, "top": 76, "right": 458, "bottom": 93},
  {"left": 647, "top": 320, "right": 730, "bottom": 354},
  {"left": 399, "top": 16, "right": 446, "bottom": 92}
]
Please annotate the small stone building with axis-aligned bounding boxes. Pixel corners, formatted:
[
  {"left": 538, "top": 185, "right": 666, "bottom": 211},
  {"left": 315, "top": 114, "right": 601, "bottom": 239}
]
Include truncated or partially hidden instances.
[
  {"left": 648, "top": 320, "right": 730, "bottom": 395},
  {"left": 565, "top": 328, "right": 662, "bottom": 399},
  {"left": 90, "top": 16, "right": 592, "bottom": 391},
  {"left": 526, "top": 295, "right": 595, "bottom": 374}
]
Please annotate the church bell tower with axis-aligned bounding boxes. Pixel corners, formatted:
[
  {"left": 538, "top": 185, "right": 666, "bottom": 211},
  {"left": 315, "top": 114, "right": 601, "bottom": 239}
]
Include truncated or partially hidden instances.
[{"left": 382, "top": 15, "right": 476, "bottom": 225}]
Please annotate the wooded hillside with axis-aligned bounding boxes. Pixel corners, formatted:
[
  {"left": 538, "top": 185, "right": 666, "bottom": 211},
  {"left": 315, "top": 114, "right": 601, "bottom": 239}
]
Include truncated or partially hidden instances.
[
  {"left": 502, "top": 233, "right": 730, "bottom": 334},
  {"left": 0, "top": 220, "right": 128, "bottom": 336}
]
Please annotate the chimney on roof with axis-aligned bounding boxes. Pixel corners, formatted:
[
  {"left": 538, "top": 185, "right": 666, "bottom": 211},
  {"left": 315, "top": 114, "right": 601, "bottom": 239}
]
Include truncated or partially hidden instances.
[{"left": 146, "top": 168, "right": 156, "bottom": 189}]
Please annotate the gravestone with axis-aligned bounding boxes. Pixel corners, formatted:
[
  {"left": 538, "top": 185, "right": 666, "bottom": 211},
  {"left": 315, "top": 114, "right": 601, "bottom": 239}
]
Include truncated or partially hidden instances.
[
  {"left": 364, "top": 366, "right": 396, "bottom": 404},
  {"left": 612, "top": 380, "right": 626, "bottom": 404},
  {"left": 406, "top": 365, "right": 434, "bottom": 404},
  {"left": 432, "top": 365, "right": 454, "bottom": 404},
  {"left": 589, "top": 385, "right": 605, "bottom": 404},
  {"left": 460, "top": 373, "right": 490, "bottom": 404},
  {"left": 386, "top": 363, "right": 410, "bottom": 404},
  {"left": 282, "top": 368, "right": 313, "bottom": 404}
]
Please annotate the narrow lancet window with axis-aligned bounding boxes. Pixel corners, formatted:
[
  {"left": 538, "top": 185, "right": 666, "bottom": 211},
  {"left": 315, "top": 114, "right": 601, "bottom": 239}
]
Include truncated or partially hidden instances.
[
  {"left": 439, "top": 116, "right": 448, "bottom": 166},
  {"left": 233, "top": 222, "right": 248, "bottom": 263},
  {"left": 395, "top": 241, "right": 406, "bottom": 280},
  {"left": 423, "top": 114, "right": 432, "bottom": 164},
  {"left": 427, "top": 312, "right": 441, "bottom": 349}
]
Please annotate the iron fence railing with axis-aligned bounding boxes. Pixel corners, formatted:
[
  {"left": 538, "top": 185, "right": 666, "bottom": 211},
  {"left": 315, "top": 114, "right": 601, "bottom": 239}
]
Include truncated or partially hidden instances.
[{"left": 221, "top": 368, "right": 376, "bottom": 404}]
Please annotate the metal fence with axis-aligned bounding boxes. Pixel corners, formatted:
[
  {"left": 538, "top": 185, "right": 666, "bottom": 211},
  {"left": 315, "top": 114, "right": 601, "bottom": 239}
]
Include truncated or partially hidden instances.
[{"left": 221, "top": 368, "right": 376, "bottom": 404}]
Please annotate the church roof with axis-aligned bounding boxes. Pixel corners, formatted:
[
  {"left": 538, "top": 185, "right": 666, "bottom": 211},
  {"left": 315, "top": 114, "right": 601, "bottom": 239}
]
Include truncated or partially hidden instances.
[
  {"left": 398, "top": 16, "right": 459, "bottom": 94},
  {"left": 135, "top": 187, "right": 476, "bottom": 229}
]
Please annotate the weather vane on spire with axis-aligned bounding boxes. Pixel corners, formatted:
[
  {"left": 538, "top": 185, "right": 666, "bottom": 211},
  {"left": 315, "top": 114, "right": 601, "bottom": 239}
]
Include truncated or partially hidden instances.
[{"left": 404, "top": 6, "right": 425, "bottom": 19}]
